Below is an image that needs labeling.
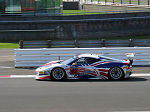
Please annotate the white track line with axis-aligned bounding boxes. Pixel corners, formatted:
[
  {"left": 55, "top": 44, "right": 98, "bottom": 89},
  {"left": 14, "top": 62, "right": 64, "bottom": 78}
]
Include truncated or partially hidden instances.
[
  {"left": 10, "top": 75, "right": 35, "bottom": 78},
  {"left": 0, "top": 66, "right": 12, "bottom": 68},
  {"left": 131, "top": 74, "right": 150, "bottom": 77}
]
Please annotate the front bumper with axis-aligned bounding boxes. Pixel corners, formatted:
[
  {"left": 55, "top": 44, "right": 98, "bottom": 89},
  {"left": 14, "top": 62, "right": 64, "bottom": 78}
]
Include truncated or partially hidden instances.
[
  {"left": 35, "top": 71, "right": 51, "bottom": 80},
  {"left": 35, "top": 75, "right": 51, "bottom": 80}
]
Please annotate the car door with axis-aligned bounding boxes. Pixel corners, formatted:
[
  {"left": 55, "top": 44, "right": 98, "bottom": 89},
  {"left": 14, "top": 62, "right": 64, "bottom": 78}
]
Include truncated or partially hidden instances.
[
  {"left": 69, "top": 57, "right": 87, "bottom": 78},
  {"left": 85, "top": 57, "right": 102, "bottom": 78},
  {"left": 69, "top": 57, "right": 100, "bottom": 79},
  {"left": 86, "top": 57, "right": 110, "bottom": 80}
]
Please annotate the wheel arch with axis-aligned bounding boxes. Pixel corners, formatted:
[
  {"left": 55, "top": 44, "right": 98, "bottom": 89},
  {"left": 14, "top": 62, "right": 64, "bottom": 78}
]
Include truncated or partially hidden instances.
[
  {"left": 50, "top": 67, "right": 66, "bottom": 75},
  {"left": 108, "top": 66, "right": 125, "bottom": 80},
  {"left": 50, "top": 67, "right": 67, "bottom": 81}
]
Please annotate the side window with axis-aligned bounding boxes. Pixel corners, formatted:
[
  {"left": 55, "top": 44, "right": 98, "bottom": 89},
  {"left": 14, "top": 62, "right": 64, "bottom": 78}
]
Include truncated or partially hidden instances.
[
  {"left": 72, "top": 58, "right": 87, "bottom": 66},
  {"left": 76, "top": 58, "right": 87, "bottom": 66},
  {"left": 85, "top": 58, "right": 100, "bottom": 65}
]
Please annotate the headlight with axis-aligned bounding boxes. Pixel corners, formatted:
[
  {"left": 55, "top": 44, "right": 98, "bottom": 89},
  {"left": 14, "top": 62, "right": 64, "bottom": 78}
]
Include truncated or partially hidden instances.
[
  {"left": 37, "top": 71, "right": 50, "bottom": 75},
  {"left": 39, "top": 71, "right": 45, "bottom": 74}
]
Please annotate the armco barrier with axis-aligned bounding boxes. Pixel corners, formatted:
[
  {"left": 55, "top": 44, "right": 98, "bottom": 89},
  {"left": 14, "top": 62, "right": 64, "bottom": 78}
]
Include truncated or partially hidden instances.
[
  {"left": 19, "top": 39, "right": 150, "bottom": 49},
  {"left": 15, "top": 47, "right": 150, "bottom": 67}
]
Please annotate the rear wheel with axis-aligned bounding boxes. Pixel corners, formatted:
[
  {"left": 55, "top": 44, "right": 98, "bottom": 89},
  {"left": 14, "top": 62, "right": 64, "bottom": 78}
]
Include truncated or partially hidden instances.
[
  {"left": 51, "top": 68, "right": 66, "bottom": 81},
  {"left": 108, "top": 67, "right": 124, "bottom": 80}
]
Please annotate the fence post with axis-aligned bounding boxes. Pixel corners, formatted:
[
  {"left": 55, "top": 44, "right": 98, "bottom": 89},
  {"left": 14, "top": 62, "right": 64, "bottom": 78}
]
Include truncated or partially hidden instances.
[
  {"left": 138, "top": 0, "right": 140, "bottom": 5},
  {"left": 101, "top": 39, "right": 106, "bottom": 47},
  {"left": 19, "top": 40, "right": 23, "bottom": 49},
  {"left": 74, "top": 40, "right": 79, "bottom": 48},
  {"left": 121, "top": 0, "right": 122, "bottom": 4},
  {"left": 129, "top": 39, "right": 134, "bottom": 47},
  {"left": 47, "top": 40, "right": 52, "bottom": 48}
]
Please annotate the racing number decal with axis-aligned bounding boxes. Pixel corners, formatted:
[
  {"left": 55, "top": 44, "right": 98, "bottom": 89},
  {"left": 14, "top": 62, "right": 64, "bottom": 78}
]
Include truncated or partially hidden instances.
[{"left": 70, "top": 68, "right": 78, "bottom": 75}]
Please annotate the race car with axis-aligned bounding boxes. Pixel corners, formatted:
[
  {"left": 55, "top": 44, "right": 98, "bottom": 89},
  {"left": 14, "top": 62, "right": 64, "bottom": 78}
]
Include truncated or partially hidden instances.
[{"left": 35, "top": 54, "right": 133, "bottom": 81}]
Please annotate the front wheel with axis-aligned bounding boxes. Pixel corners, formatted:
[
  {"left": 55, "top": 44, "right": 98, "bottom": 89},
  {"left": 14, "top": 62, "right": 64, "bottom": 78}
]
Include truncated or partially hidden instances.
[
  {"left": 108, "top": 67, "right": 124, "bottom": 80},
  {"left": 51, "top": 68, "right": 66, "bottom": 81}
]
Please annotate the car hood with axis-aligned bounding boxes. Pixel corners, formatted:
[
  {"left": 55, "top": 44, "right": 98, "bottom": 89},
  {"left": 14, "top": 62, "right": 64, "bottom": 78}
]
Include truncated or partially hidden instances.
[
  {"left": 42, "top": 60, "right": 63, "bottom": 67},
  {"left": 36, "top": 60, "right": 63, "bottom": 72}
]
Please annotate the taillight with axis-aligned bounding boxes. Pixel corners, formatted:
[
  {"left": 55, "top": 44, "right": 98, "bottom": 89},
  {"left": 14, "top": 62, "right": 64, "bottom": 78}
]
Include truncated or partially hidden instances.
[
  {"left": 123, "top": 59, "right": 133, "bottom": 67},
  {"left": 124, "top": 62, "right": 129, "bottom": 65}
]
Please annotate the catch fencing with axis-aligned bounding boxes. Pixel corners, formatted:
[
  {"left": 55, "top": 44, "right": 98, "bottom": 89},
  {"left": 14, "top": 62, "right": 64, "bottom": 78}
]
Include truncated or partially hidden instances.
[
  {"left": 63, "top": 0, "right": 150, "bottom": 6},
  {"left": 15, "top": 47, "right": 150, "bottom": 67}
]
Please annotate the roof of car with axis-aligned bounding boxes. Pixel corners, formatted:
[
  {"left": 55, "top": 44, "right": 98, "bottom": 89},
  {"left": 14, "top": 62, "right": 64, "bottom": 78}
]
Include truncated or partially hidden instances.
[
  {"left": 77, "top": 54, "right": 122, "bottom": 62},
  {"left": 78, "top": 54, "right": 100, "bottom": 59}
]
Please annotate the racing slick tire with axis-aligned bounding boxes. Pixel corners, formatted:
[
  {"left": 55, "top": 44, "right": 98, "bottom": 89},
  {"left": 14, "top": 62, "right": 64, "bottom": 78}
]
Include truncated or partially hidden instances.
[
  {"left": 108, "top": 67, "right": 125, "bottom": 80},
  {"left": 51, "top": 67, "right": 66, "bottom": 81}
]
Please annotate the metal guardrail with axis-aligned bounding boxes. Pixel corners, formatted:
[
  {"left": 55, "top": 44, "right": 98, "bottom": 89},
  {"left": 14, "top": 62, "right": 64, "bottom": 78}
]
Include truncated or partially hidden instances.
[
  {"left": 15, "top": 47, "right": 150, "bottom": 67},
  {"left": 19, "top": 39, "right": 150, "bottom": 49}
]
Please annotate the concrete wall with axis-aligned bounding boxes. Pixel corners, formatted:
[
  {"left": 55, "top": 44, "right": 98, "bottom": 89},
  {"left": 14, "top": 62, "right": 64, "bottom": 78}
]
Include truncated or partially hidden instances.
[{"left": 1, "top": 12, "right": 150, "bottom": 41}]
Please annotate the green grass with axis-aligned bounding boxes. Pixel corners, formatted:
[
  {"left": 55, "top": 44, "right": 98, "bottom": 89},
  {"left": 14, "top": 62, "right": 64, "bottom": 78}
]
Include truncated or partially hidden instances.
[
  {"left": 63, "top": 10, "right": 106, "bottom": 15},
  {"left": 0, "top": 42, "right": 19, "bottom": 48}
]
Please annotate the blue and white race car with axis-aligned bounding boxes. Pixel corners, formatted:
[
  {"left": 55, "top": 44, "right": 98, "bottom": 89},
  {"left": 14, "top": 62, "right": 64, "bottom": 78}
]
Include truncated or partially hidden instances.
[{"left": 35, "top": 54, "right": 133, "bottom": 81}]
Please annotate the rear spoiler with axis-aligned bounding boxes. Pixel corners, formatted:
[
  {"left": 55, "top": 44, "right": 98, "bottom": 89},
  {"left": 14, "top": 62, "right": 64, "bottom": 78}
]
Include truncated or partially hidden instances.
[{"left": 126, "top": 53, "right": 135, "bottom": 65}]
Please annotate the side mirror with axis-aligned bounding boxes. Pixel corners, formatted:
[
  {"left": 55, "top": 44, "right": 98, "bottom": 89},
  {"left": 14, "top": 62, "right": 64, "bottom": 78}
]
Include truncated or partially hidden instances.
[{"left": 71, "top": 62, "right": 77, "bottom": 66}]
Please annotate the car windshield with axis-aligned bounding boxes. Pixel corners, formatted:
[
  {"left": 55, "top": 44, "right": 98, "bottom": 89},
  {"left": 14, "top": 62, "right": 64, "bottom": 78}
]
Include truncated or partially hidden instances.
[{"left": 61, "top": 56, "right": 77, "bottom": 65}]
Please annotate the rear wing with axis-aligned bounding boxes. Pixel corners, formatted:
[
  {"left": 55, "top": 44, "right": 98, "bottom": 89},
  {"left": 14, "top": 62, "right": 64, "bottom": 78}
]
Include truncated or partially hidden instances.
[{"left": 126, "top": 53, "right": 135, "bottom": 65}]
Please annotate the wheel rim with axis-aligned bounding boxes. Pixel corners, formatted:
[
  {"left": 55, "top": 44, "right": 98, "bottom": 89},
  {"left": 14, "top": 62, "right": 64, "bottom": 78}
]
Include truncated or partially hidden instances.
[
  {"left": 52, "top": 68, "right": 65, "bottom": 80},
  {"left": 109, "top": 67, "right": 123, "bottom": 80}
]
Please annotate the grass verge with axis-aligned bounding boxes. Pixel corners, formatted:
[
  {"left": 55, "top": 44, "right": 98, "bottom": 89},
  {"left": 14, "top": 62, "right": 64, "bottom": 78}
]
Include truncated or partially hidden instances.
[
  {"left": 63, "top": 10, "right": 106, "bottom": 15},
  {"left": 0, "top": 42, "right": 19, "bottom": 48}
]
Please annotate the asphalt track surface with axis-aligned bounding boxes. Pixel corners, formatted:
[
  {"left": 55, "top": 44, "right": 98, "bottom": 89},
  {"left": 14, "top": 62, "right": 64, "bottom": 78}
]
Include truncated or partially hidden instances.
[
  {"left": 0, "top": 49, "right": 150, "bottom": 112},
  {"left": 0, "top": 78, "right": 150, "bottom": 112}
]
